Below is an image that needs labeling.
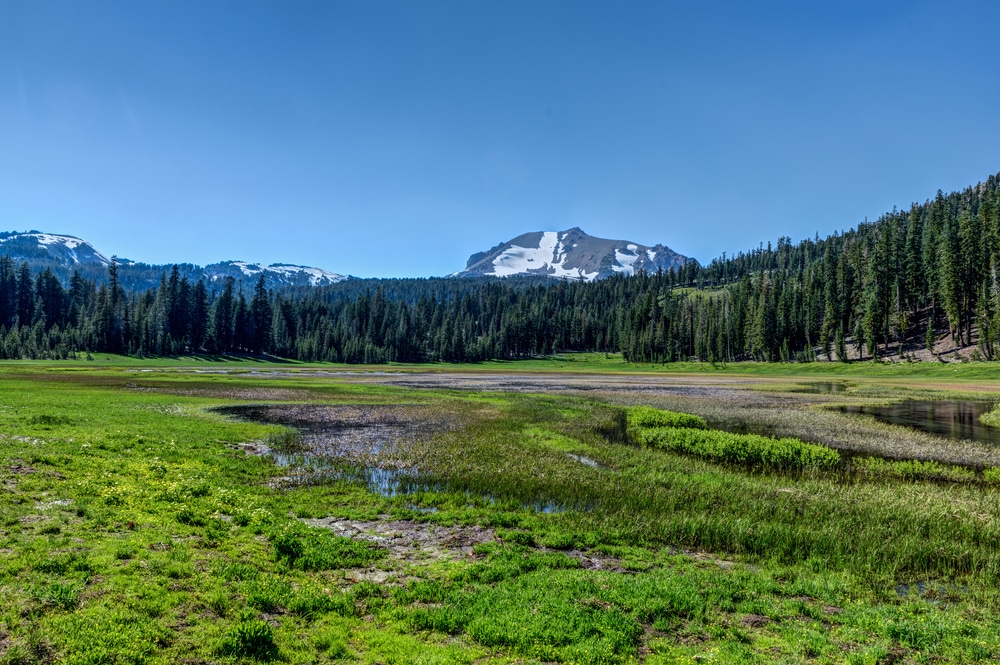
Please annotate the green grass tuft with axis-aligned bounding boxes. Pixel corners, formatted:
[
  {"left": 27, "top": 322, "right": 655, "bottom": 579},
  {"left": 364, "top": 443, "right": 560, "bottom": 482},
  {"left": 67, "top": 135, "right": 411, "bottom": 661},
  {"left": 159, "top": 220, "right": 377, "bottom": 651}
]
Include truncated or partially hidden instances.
[
  {"left": 217, "top": 618, "right": 278, "bottom": 661},
  {"left": 627, "top": 406, "right": 707, "bottom": 430},
  {"left": 637, "top": 426, "right": 840, "bottom": 469}
]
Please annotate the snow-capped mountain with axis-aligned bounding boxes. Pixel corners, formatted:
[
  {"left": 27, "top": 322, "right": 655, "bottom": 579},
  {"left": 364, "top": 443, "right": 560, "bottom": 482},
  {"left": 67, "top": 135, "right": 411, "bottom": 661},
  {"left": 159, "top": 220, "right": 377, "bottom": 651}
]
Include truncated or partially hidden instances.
[
  {"left": 456, "top": 228, "right": 694, "bottom": 281},
  {"left": 204, "top": 261, "right": 347, "bottom": 288},
  {"left": 0, "top": 230, "right": 348, "bottom": 290},
  {"left": 0, "top": 231, "right": 112, "bottom": 267}
]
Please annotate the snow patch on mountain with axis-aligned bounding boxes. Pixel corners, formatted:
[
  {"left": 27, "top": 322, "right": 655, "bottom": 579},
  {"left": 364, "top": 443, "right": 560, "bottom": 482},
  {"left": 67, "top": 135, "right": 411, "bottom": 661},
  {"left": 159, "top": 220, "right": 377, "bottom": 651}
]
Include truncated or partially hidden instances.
[
  {"left": 458, "top": 227, "right": 694, "bottom": 281},
  {"left": 213, "top": 261, "right": 347, "bottom": 286},
  {"left": 490, "top": 232, "right": 597, "bottom": 280},
  {"left": 489, "top": 231, "right": 599, "bottom": 281},
  {"left": 612, "top": 245, "right": 640, "bottom": 274},
  {"left": 0, "top": 232, "right": 111, "bottom": 266},
  {"left": 0, "top": 230, "right": 349, "bottom": 290},
  {"left": 267, "top": 264, "right": 347, "bottom": 286}
]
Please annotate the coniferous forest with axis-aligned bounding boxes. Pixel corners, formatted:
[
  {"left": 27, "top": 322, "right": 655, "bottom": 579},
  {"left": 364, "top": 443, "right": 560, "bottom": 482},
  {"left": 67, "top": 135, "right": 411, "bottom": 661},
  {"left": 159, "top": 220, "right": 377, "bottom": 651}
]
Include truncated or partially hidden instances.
[{"left": 2, "top": 172, "right": 1000, "bottom": 363}]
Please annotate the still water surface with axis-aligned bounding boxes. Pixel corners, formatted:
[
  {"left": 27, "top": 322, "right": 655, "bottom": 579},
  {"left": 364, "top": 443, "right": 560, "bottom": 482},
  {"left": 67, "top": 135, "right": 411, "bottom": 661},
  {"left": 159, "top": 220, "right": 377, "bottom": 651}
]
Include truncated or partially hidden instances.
[{"left": 842, "top": 400, "right": 1000, "bottom": 444}]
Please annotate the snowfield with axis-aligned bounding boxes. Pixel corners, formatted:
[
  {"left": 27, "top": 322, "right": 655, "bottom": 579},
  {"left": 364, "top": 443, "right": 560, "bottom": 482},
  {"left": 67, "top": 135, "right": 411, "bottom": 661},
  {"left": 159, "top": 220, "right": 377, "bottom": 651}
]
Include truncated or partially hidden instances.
[
  {"left": 228, "top": 261, "right": 346, "bottom": 286},
  {"left": 612, "top": 244, "right": 640, "bottom": 275},
  {"left": 491, "top": 231, "right": 600, "bottom": 281},
  {"left": 0, "top": 232, "right": 111, "bottom": 266}
]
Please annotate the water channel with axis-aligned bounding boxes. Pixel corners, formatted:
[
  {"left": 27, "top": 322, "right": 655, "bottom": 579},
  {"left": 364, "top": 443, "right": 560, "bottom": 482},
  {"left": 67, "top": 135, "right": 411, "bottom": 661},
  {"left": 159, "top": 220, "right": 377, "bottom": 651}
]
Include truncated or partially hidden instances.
[{"left": 841, "top": 400, "right": 1000, "bottom": 445}]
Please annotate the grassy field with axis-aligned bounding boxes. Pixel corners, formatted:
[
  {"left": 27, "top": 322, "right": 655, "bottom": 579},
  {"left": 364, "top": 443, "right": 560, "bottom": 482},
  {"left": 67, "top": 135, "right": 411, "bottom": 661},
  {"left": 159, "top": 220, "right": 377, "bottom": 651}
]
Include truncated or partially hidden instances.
[{"left": 1, "top": 360, "right": 1000, "bottom": 663}]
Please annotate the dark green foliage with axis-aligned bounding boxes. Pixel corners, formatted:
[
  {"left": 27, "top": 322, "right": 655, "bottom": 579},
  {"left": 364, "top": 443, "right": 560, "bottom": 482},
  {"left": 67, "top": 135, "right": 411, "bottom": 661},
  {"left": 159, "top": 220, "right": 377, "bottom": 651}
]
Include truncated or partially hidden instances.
[
  {"left": 627, "top": 406, "right": 706, "bottom": 430},
  {"left": 241, "top": 577, "right": 292, "bottom": 612},
  {"left": 33, "top": 581, "right": 83, "bottom": 611},
  {"left": 637, "top": 427, "right": 840, "bottom": 470},
  {"left": 2, "top": 172, "right": 1000, "bottom": 362},
  {"left": 288, "top": 585, "right": 357, "bottom": 619},
  {"left": 34, "top": 552, "right": 93, "bottom": 575},
  {"left": 217, "top": 619, "right": 278, "bottom": 661},
  {"left": 270, "top": 525, "right": 384, "bottom": 571}
]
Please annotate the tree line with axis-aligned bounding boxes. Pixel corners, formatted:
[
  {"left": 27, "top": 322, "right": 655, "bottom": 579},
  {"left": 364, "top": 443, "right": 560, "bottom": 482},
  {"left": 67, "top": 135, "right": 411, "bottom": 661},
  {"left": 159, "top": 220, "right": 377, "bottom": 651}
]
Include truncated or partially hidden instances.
[{"left": 1, "top": 171, "right": 999, "bottom": 363}]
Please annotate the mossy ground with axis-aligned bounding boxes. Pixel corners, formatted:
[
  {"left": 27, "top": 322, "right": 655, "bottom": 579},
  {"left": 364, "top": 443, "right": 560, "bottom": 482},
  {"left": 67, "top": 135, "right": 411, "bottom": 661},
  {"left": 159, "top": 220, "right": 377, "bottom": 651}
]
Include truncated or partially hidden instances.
[{"left": 1, "top": 362, "right": 999, "bottom": 663}]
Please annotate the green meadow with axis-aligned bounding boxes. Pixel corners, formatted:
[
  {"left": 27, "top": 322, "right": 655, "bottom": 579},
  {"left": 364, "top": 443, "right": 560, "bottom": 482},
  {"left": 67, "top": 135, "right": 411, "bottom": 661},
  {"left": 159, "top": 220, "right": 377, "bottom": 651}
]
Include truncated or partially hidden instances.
[{"left": 1, "top": 359, "right": 1000, "bottom": 664}]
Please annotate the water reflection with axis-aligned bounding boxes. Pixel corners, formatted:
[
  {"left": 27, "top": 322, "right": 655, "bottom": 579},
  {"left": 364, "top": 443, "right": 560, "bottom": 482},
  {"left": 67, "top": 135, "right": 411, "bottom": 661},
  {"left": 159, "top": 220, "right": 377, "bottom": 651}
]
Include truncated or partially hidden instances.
[{"left": 842, "top": 400, "right": 1000, "bottom": 444}]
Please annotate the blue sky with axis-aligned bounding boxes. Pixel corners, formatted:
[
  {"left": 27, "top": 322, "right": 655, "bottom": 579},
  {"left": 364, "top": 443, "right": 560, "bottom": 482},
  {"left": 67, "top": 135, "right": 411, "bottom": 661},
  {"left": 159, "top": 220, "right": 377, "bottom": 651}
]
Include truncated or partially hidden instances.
[{"left": 2, "top": 1, "right": 999, "bottom": 277}]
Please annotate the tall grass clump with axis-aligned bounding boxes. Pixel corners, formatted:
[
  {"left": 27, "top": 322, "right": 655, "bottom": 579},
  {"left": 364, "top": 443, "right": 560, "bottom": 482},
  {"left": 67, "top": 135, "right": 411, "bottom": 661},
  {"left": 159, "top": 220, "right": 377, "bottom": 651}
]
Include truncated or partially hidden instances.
[
  {"left": 627, "top": 406, "right": 706, "bottom": 430},
  {"left": 270, "top": 524, "right": 384, "bottom": 571},
  {"left": 637, "top": 427, "right": 840, "bottom": 470},
  {"left": 217, "top": 618, "right": 278, "bottom": 661},
  {"left": 980, "top": 405, "right": 1000, "bottom": 430},
  {"left": 854, "top": 457, "right": 976, "bottom": 483}
]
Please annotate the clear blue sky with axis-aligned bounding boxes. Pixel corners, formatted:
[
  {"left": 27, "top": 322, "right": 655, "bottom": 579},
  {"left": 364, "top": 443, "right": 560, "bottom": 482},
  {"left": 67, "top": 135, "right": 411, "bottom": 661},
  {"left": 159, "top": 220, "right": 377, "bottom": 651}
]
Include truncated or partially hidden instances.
[{"left": 3, "top": 1, "right": 999, "bottom": 277}]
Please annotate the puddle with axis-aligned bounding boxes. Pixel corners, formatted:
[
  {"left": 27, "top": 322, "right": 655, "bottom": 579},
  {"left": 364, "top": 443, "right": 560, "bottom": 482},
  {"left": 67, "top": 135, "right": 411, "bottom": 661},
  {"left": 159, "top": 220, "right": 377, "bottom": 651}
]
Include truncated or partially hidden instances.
[
  {"left": 842, "top": 400, "right": 1000, "bottom": 445},
  {"left": 532, "top": 500, "right": 568, "bottom": 514},
  {"left": 220, "top": 403, "right": 590, "bottom": 513},
  {"left": 896, "top": 581, "right": 967, "bottom": 606},
  {"left": 270, "top": 453, "right": 422, "bottom": 495},
  {"left": 566, "top": 453, "right": 603, "bottom": 469}
]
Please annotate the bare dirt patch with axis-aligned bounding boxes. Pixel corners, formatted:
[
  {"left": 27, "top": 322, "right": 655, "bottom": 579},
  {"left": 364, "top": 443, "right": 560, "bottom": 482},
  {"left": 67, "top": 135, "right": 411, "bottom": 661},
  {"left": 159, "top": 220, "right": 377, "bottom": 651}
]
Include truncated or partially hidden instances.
[
  {"left": 741, "top": 614, "right": 771, "bottom": 628},
  {"left": 303, "top": 516, "right": 630, "bottom": 580},
  {"left": 304, "top": 517, "right": 494, "bottom": 560}
]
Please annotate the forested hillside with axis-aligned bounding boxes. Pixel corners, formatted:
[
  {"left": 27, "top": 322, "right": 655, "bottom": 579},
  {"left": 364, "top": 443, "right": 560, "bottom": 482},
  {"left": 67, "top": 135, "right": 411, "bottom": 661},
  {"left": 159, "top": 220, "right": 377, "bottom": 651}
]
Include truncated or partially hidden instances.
[{"left": 1, "top": 172, "right": 998, "bottom": 363}]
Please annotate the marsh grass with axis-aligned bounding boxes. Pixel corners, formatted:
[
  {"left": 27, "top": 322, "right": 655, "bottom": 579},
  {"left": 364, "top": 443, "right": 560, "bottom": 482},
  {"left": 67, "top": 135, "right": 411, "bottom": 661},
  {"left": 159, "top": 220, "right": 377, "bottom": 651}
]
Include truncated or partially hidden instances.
[
  {"left": 594, "top": 386, "right": 1000, "bottom": 467},
  {"left": 1, "top": 367, "right": 1000, "bottom": 663}
]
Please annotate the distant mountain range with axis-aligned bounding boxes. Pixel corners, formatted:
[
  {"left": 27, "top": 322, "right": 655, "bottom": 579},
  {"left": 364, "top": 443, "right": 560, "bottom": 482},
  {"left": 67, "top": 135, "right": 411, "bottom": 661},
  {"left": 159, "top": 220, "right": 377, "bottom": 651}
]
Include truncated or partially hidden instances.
[
  {"left": 0, "top": 227, "right": 694, "bottom": 289},
  {"left": 455, "top": 227, "right": 694, "bottom": 281},
  {"left": 0, "top": 231, "right": 348, "bottom": 290}
]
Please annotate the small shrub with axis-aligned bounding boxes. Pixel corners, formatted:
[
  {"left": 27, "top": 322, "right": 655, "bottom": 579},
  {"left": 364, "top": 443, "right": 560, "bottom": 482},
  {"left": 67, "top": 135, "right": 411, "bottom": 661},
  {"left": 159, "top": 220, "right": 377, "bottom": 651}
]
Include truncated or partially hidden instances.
[
  {"left": 983, "top": 467, "right": 1000, "bottom": 484},
  {"left": 312, "top": 630, "right": 351, "bottom": 658},
  {"left": 268, "top": 430, "right": 306, "bottom": 454},
  {"left": 288, "top": 585, "right": 356, "bottom": 619},
  {"left": 35, "top": 552, "right": 93, "bottom": 575},
  {"left": 272, "top": 529, "right": 305, "bottom": 562},
  {"left": 242, "top": 576, "right": 292, "bottom": 613},
  {"left": 207, "top": 589, "right": 232, "bottom": 617},
  {"left": 855, "top": 457, "right": 976, "bottom": 483},
  {"left": 216, "top": 561, "right": 259, "bottom": 582},
  {"left": 176, "top": 506, "right": 206, "bottom": 526},
  {"left": 627, "top": 406, "right": 706, "bottom": 430},
  {"left": 270, "top": 525, "right": 384, "bottom": 571},
  {"left": 496, "top": 529, "right": 535, "bottom": 547},
  {"left": 184, "top": 482, "right": 211, "bottom": 498},
  {"left": 1, "top": 644, "right": 32, "bottom": 665},
  {"left": 637, "top": 427, "right": 839, "bottom": 470},
  {"left": 34, "top": 582, "right": 83, "bottom": 611},
  {"left": 232, "top": 511, "right": 253, "bottom": 527},
  {"left": 217, "top": 619, "right": 278, "bottom": 661},
  {"left": 164, "top": 562, "right": 193, "bottom": 579}
]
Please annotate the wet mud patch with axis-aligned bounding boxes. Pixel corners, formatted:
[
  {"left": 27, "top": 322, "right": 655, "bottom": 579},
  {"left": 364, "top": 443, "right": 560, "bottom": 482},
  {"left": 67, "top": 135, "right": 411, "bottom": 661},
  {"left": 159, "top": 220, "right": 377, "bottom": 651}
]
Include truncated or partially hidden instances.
[
  {"left": 128, "top": 383, "right": 318, "bottom": 401},
  {"left": 301, "top": 517, "right": 629, "bottom": 582},
  {"left": 218, "top": 403, "right": 464, "bottom": 493},
  {"left": 303, "top": 517, "right": 494, "bottom": 559}
]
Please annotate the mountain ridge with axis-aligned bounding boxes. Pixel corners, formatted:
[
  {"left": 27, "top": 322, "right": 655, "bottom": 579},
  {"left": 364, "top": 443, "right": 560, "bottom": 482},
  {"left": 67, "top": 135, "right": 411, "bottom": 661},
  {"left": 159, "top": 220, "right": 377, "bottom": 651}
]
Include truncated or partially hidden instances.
[
  {"left": 0, "top": 231, "right": 348, "bottom": 290},
  {"left": 456, "top": 227, "right": 694, "bottom": 281}
]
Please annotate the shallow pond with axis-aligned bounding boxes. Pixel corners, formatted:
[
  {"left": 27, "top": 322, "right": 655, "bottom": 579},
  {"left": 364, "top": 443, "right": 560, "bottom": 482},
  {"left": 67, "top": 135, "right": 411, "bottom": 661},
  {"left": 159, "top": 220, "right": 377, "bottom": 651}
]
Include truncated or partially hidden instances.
[
  {"left": 218, "top": 403, "right": 582, "bottom": 512},
  {"left": 841, "top": 400, "right": 1000, "bottom": 444}
]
